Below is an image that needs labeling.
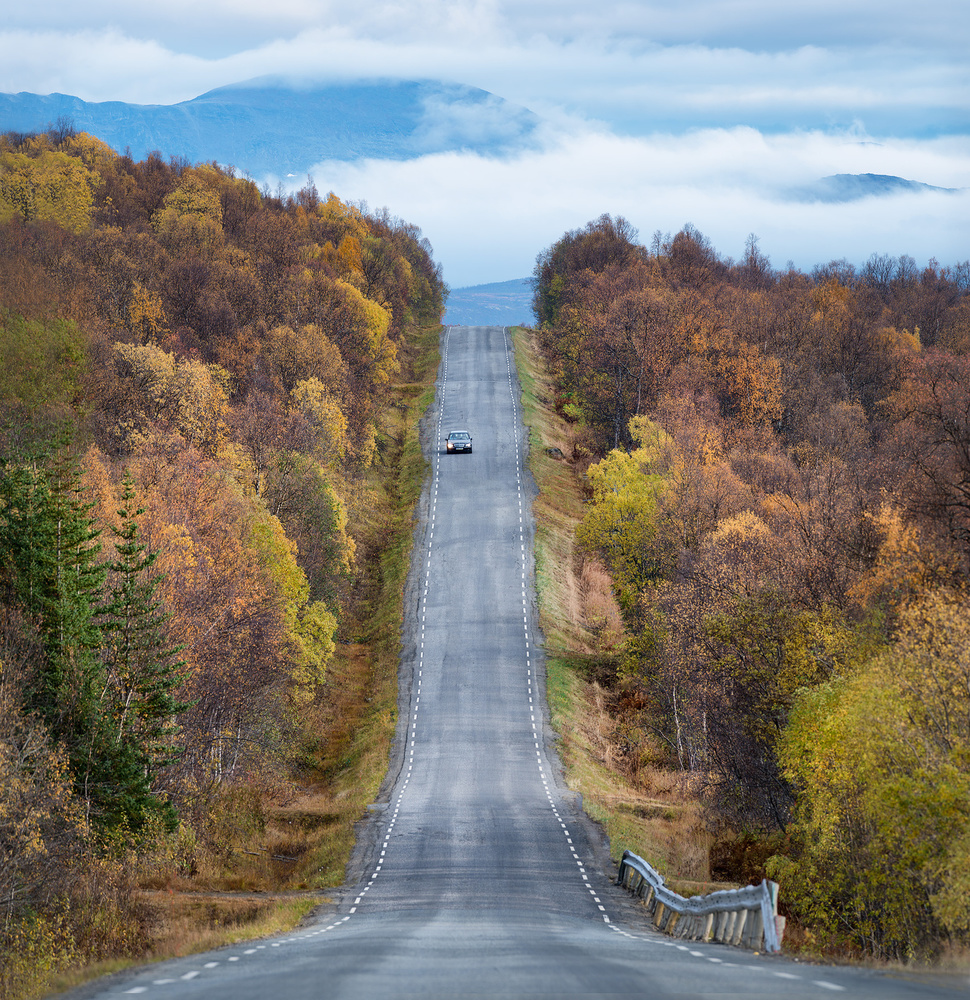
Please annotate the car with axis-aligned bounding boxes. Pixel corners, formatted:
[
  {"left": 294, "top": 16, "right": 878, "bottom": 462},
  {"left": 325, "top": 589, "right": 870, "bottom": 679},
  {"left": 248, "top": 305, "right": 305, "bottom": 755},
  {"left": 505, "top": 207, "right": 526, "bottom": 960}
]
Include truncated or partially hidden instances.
[{"left": 446, "top": 430, "right": 473, "bottom": 453}]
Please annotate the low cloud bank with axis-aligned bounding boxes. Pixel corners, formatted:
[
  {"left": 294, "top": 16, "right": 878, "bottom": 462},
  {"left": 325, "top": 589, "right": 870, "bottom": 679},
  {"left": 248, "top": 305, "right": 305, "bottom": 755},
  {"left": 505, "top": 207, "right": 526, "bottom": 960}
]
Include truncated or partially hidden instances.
[{"left": 298, "top": 125, "right": 970, "bottom": 288}]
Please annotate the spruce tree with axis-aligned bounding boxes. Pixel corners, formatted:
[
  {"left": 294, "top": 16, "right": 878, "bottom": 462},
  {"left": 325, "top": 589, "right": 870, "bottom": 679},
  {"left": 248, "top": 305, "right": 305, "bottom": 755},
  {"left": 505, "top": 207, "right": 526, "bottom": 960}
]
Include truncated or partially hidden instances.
[
  {"left": 101, "top": 472, "right": 189, "bottom": 830},
  {"left": 0, "top": 452, "right": 106, "bottom": 749},
  {"left": 0, "top": 453, "right": 187, "bottom": 830}
]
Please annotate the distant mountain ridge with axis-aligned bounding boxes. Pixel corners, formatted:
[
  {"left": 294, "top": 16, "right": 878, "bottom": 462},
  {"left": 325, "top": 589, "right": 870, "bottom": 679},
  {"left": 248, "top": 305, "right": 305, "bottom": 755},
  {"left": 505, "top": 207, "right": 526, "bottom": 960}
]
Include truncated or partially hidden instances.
[
  {"left": 0, "top": 77, "right": 540, "bottom": 178},
  {"left": 790, "top": 172, "right": 960, "bottom": 203}
]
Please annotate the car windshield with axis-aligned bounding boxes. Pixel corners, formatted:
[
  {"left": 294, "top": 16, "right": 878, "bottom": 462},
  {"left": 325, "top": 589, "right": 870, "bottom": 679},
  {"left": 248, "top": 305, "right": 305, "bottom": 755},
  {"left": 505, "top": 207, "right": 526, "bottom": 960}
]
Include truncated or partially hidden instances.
[{"left": 450, "top": 433, "right": 469, "bottom": 440}]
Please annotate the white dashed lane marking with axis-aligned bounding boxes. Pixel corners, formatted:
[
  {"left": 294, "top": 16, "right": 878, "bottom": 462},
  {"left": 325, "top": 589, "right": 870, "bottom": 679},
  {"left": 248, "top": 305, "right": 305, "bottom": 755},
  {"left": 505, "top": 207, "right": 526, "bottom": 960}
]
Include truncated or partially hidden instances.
[{"left": 114, "top": 327, "right": 853, "bottom": 995}]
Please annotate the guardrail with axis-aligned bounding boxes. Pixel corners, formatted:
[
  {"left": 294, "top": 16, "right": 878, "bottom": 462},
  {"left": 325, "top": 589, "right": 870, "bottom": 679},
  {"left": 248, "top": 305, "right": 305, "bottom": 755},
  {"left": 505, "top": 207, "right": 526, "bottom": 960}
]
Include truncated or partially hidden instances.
[{"left": 617, "top": 850, "right": 782, "bottom": 952}]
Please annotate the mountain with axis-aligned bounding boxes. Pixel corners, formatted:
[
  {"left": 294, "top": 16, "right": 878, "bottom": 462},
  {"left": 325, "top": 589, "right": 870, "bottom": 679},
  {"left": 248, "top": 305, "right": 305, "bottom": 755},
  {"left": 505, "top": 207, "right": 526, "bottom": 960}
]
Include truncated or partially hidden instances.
[
  {"left": 0, "top": 77, "right": 541, "bottom": 179},
  {"left": 789, "top": 173, "right": 960, "bottom": 203},
  {"left": 443, "top": 278, "right": 533, "bottom": 328}
]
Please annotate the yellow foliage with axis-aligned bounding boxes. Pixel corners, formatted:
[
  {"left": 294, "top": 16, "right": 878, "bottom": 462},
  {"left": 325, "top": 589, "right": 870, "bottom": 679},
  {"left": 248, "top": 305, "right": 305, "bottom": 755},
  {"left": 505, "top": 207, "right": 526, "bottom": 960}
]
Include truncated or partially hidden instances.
[
  {"left": 700, "top": 510, "right": 778, "bottom": 597},
  {"left": 291, "top": 377, "right": 350, "bottom": 466},
  {"left": 577, "top": 418, "right": 672, "bottom": 606},
  {"left": 627, "top": 414, "right": 674, "bottom": 466},
  {"left": 810, "top": 277, "right": 851, "bottom": 328},
  {"left": 336, "top": 278, "right": 397, "bottom": 386},
  {"left": 151, "top": 172, "right": 224, "bottom": 256},
  {"left": 316, "top": 192, "right": 366, "bottom": 234},
  {"left": 709, "top": 509, "right": 772, "bottom": 547},
  {"left": 328, "top": 479, "right": 356, "bottom": 574},
  {"left": 717, "top": 342, "right": 783, "bottom": 425},
  {"left": 874, "top": 324, "right": 921, "bottom": 357},
  {"left": 320, "top": 234, "right": 365, "bottom": 285},
  {"left": 127, "top": 281, "right": 167, "bottom": 342},
  {"left": 289, "top": 601, "right": 338, "bottom": 705},
  {"left": 61, "top": 132, "right": 117, "bottom": 172},
  {"left": 266, "top": 323, "right": 348, "bottom": 397},
  {"left": 356, "top": 423, "right": 378, "bottom": 469},
  {"left": 149, "top": 520, "right": 199, "bottom": 582},
  {"left": 848, "top": 501, "right": 927, "bottom": 610},
  {"left": 112, "top": 343, "right": 230, "bottom": 456},
  {"left": 776, "top": 588, "right": 970, "bottom": 954},
  {"left": 0, "top": 148, "right": 97, "bottom": 234},
  {"left": 78, "top": 444, "right": 120, "bottom": 535},
  {"left": 170, "top": 358, "right": 231, "bottom": 456},
  {"left": 113, "top": 341, "right": 176, "bottom": 418},
  {"left": 242, "top": 495, "right": 337, "bottom": 704}
]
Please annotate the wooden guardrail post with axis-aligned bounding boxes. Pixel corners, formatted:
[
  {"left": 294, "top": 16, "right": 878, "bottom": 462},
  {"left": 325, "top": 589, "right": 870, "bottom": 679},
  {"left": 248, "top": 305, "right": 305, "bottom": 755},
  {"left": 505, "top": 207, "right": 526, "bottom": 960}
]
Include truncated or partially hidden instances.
[{"left": 731, "top": 909, "right": 748, "bottom": 946}]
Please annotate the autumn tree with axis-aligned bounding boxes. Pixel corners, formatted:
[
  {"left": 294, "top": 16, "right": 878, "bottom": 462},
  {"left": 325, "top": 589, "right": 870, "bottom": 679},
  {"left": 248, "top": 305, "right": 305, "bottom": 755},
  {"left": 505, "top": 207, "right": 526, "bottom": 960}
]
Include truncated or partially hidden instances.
[
  {"left": 773, "top": 589, "right": 970, "bottom": 958},
  {"left": 576, "top": 417, "right": 674, "bottom": 609},
  {"left": 533, "top": 214, "right": 644, "bottom": 327},
  {"left": 0, "top": 146, "right": 98, "bottom": 235}
]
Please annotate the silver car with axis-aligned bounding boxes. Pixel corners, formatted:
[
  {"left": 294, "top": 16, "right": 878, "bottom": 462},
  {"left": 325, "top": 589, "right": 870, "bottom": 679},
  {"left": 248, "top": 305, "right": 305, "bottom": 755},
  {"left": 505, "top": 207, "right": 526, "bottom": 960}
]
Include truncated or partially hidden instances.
[{"left": 446, "top": 430, "right": 473, "bottom": 453}]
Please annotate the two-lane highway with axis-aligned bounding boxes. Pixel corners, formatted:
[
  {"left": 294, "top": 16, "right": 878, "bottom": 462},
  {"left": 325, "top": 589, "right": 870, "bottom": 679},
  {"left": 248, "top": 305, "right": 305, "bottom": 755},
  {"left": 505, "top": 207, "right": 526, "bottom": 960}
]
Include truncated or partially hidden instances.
[
  {"left": 359, "top": 324, "right": 607, "bottom": 924},
  {"left": 77, "top": 327, "right": 965, "bottom": 999}
]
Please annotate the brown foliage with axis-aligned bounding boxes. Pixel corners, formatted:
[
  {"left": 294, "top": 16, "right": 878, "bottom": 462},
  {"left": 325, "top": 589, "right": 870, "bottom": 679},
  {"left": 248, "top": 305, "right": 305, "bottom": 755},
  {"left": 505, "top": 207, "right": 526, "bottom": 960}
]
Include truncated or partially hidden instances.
[{"left": 533, "top": 218, "right": 970, "bottom": 840}]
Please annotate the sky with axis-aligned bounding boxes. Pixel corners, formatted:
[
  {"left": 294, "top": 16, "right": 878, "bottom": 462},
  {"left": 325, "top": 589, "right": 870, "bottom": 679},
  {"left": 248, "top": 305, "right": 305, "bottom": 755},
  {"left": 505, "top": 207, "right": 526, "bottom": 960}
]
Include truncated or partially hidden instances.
[{"left": 2, "top": 1, "right": 968, "bottom": 288}]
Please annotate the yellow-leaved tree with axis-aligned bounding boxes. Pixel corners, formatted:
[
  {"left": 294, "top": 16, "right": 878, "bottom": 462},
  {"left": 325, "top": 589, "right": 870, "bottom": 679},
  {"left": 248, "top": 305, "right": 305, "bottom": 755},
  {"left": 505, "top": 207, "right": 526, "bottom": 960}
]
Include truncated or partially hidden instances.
[
  {"left": 151, "top": 167, "right": 225, "bottom": 258},
  {"left": 243, "top": 500, "right": 337, "bottom": 707},
  {"left": 772, "top": 588, "right": 970, "bottom": 958},
  {"left": 110, "top": 342, "right": 230, "bottom": 457},
  {"left": 264, "top": 323, "right": 348, "bottom": 398},
  {"left": 0, "top": 148, "right": 97, "bottom": 234},
  {"left": 576, "top": 416, "right": 673, "bottom": 610},
  {"left": 291, "top": 377, "right": 350, "bottom": 468}
]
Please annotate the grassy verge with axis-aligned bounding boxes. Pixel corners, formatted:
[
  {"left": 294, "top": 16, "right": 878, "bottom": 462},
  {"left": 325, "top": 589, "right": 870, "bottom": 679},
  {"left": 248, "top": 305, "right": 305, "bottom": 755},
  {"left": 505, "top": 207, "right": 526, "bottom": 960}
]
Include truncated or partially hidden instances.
[
  {"left": 512, "top": 325, "right": 724, "bottom": 891},
  {"left": 267, "top": 319, "right": 440, "bottom": 890},
  {"left": 44, "top": 897, "right": 318, "bottom": 997}
]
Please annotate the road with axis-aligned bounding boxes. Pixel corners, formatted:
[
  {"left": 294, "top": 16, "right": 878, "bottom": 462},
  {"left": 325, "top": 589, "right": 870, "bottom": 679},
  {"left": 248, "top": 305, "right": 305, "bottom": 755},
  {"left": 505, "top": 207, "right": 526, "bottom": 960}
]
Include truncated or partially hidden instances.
[{"left": 79, "top": 326, "right": 964, "bottom": 999}]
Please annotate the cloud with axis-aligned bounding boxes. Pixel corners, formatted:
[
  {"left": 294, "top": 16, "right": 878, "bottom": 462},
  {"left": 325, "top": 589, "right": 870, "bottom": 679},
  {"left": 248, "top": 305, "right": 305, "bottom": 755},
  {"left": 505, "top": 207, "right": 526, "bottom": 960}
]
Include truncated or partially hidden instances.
[
  {"left": 1, "top": 1, "right": 966, "bottom": 292},
  {"left": 0, "top": 12, "right": 967, "bottom": 138},
  {"left": 411, "top": 89, "right": 539, "bottom": 155},
  {"left": 293, "top": 126, "right": 970, "bottom": 287},
  {"left": 4, "top": 1, "right": 969, "bottom": 54}
]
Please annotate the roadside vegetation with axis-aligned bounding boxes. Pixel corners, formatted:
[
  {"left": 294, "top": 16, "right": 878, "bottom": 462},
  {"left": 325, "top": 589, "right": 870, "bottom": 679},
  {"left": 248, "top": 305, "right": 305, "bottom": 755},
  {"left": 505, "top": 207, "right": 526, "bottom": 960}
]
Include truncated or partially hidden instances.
[
  {"left": 514, "top": 325, "right": 727, "bottom": 898},
  {"left": 0, "top": 123, "right": 443, "bottom": 1000},
  {"left": 521, "top": 215, "right": 970, "bottom": 964}
]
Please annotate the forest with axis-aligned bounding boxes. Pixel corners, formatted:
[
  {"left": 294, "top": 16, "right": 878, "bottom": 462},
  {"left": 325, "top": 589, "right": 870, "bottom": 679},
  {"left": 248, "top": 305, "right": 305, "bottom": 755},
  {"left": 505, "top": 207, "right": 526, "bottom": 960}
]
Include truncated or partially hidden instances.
[
  {"left": 3, "top": 114, "right": 969, "bottom": 987},
  {"left": 532, "top": 215, "right": 970, "bottom": 960},
  {"left": 0, "top": 124, "right": 445, "bottom": 995}
]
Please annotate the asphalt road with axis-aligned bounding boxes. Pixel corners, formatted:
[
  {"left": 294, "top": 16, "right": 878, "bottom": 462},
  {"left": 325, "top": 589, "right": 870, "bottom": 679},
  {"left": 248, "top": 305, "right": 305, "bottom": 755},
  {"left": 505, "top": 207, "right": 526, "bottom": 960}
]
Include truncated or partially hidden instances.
[{"left": 79, "top": 326, "right": 966, "bottom": 999}]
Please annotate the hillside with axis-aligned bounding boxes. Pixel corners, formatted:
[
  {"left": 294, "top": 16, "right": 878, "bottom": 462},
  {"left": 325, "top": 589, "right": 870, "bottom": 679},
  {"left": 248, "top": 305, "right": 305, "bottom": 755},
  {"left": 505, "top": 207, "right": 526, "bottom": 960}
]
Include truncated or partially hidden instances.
[
  {"left": 0, "top": 127, "right": 447, "bottom": 996},
  {"left": 530, "top": 213, "right": 970, "bottom": 961}
]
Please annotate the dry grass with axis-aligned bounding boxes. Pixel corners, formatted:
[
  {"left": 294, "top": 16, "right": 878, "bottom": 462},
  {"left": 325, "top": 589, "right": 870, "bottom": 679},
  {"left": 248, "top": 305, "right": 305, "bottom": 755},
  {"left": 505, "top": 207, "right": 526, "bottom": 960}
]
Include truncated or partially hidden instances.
[
  {"left": 139, "top": 893, "right": 321, "bottom": 958},
  {"left": 42, "top": 896, "right": 319, "bottom": 998},
  {"left": 512, "top": 325, "right": 718, "bottom": 885},
  {"left": 579, "top": 557, "right": 626, "bottom": 650}
]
